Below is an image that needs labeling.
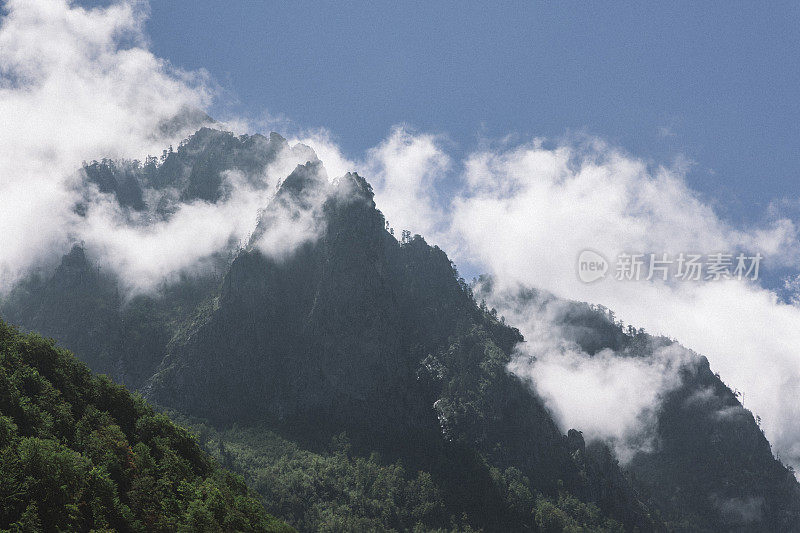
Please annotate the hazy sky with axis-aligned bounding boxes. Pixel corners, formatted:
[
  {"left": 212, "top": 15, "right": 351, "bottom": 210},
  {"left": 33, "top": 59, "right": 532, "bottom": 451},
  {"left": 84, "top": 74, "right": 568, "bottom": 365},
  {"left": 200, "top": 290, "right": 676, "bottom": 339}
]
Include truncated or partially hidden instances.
[{"left": 78, "top": 0, "right": 800, "bottom": 226}]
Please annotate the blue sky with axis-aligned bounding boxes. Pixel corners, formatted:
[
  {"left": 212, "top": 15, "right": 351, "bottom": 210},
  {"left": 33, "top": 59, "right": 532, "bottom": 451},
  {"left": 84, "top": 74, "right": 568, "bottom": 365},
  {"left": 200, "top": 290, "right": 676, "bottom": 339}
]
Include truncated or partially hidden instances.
[{"left": 119, "top": 1, "right": 800, "bottom": 225}]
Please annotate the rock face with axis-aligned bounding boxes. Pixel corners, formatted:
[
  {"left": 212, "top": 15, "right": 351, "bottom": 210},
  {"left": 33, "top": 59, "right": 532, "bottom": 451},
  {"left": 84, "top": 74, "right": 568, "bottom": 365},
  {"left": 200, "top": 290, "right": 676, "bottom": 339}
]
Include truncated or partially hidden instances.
[{"left": 3, "top": 126, "right": 800, "bottom": 531}]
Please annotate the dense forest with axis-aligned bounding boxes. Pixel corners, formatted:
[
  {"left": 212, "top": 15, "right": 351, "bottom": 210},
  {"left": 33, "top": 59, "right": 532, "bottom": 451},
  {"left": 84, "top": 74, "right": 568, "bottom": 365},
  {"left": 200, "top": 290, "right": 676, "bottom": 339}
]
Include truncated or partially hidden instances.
[
  {"left": 2, "top": 127, "right": 799, "bottom": 531},
  {"left": 0, "top": 319, "right": 291, "bottom": 532}
]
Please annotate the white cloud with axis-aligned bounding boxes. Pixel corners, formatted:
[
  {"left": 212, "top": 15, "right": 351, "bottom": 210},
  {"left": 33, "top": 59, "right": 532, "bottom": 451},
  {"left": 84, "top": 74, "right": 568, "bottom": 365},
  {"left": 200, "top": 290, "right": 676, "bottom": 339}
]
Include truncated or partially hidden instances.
[
  {"left": 80, "top": 170, "right": 269, "bottom": 294},
  {"left": 250, "top": 161, "right": 331, "bottom": 263},
  {"left": 487, "top": 287, "right": 699, "bottom": 463},
  {"left": 0, "top": 0, "right": 210, "bottom": 289},
  {"left": 363, "top": 127, "right": 450, "bottom": 241},
  {"left": 289, "top": 129, "right": 355, "bottom": 181},
  {"left": 451, "top": 141, "right": 798, "bottom": 295},
  {"left": 511, "top": 343, "right": 696, "bottom": 463}
]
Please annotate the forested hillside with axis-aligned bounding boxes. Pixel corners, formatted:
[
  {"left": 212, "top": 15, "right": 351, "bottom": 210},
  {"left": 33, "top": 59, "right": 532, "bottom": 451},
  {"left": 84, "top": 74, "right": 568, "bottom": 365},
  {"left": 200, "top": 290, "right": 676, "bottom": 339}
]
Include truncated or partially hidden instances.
[{"left": 0, "top": 320, "right": 291, "bottom": 532}]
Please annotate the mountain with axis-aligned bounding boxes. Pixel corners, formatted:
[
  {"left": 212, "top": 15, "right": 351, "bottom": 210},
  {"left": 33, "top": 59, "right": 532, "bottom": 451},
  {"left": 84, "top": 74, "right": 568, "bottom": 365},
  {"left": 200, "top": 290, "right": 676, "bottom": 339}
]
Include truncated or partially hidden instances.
[
  {"left": 82, "top": 126, "right": 295, "bottom": 207},
  {"left": 3, "top": 127, "right": 316, "bottom": 389},
  {"left": 2, "top": 126, "right": 799, "bottom": 531},
  {"left": 0, "top": 319, "right": 291, "bottom": 532},
  {"left": 481, "top": 285, "right": 800, "bottom": 531},
  {"left": 145, "top": 164, "right": 652, "bottom": 530}
]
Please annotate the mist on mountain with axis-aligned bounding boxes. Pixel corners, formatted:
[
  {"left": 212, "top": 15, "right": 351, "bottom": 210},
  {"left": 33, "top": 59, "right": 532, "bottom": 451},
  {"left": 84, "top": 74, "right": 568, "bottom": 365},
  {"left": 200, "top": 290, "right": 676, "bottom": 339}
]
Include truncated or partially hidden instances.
[{"left": 3, "top": 126, "right": 800, "bottom": 531}]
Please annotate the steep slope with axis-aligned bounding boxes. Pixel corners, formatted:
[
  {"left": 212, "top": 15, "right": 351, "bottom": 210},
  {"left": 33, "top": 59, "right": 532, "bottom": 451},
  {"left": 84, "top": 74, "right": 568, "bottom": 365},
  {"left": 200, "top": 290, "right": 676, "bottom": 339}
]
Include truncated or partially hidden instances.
[
  {"left": 629, "top": 356, "right": 800, "bottom": 531},
  {"left": 485, "top": 286, "right": 800, "bottom": 531},
  {"left": 0, "top": 319, "right": 291, "bottom": 532},
  {"left": 1, "top": 246, "right": 122, "bottom": 378}
]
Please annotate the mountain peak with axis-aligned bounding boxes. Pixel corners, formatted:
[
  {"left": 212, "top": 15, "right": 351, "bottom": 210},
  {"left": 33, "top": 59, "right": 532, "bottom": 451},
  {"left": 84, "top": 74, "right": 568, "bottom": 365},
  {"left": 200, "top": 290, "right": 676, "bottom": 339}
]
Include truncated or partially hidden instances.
[{"left": 277, "top": 160, "right": 328, "bottom": 199}]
